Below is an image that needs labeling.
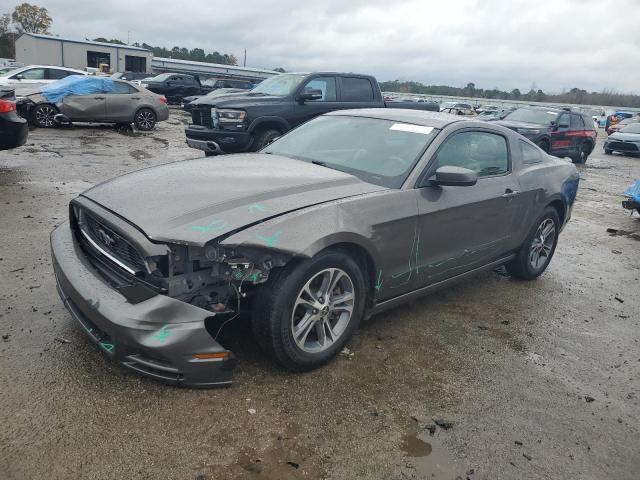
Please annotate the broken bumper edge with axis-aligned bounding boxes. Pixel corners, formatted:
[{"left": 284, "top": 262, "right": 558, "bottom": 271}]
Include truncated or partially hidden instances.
[{"left": 50, "top": 222, "right": 236, "bottom": 388}]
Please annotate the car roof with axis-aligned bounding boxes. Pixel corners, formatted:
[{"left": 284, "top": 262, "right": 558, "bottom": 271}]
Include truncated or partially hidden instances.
[{"left": 327, "top": 108, "right": 467, "bottom": 128}]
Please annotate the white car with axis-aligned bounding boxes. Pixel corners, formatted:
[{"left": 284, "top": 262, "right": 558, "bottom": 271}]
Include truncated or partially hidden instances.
[{"left": 0, "top": 65, "right": 87, "bottom": 93}]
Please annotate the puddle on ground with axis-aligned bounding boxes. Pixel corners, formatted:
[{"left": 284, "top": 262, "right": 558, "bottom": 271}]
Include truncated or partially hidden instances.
[
  {"left": 607, "top": 228, "right": 640, "bottom": 241},
  {"left": 400, "top": 427, "right": 464, "bottom": 479},
  {"left": 129, "top": 149, "right": 152, "bottom": 160}
]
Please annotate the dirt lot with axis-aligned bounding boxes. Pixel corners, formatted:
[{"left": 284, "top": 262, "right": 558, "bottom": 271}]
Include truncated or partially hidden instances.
[{"left": 1, "top": 110, "right": 639, "bottom": 480}]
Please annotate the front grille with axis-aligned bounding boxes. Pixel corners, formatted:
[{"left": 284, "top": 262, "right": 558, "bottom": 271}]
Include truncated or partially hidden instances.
[
  {"left": 191, "top": 105, "right": 213, "bottom": 128},
  {"left": 608, "top": 141, "right": 638, "bottom": 152},
  {"left": 78, "top": 210, "right": 146, "bottom": 274}
]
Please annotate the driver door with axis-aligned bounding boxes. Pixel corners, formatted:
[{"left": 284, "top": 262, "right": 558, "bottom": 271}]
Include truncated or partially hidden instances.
[
  {"left": 291, "top": 76, "right": 341, "bottom": 127},
  {"left": 414, "top": 129, "right": 523, "bottom": 287}
]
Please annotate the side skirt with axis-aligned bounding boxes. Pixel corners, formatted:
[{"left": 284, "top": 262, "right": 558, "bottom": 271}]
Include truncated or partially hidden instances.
[{"left": 370, "top": 254, "right": 516, "bottom": 315}]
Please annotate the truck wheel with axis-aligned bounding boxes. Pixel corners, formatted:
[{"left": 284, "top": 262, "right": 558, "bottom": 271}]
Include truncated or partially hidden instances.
[
  {"left": 33, "top": 104, "right": 59, "bottom": 128},
  {"left": 252, "top": 128, "right": 281, "bottom": 151},
  {"left": 251, "top": 249, "right": 366, "bottom": 371},
  {"left": 536, "top": 139, "right": 550, "bottom": 153},
  {"left": 134, "top": 108, "right": 156, "bottom": 131}
]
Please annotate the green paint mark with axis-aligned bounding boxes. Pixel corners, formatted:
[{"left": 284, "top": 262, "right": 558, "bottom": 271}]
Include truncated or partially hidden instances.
[
  {"left": 248, "top": 271, "right": 261, "bottom": 282},
  {"left": 190, "top": 219, "right": 226, "bottom": 233},
  {"left": 256, "top": 230, "right": 282, "bottom": 247},
  {"left": 100, "top": 342, "right": 115, "bottom": 353},
  {"left": 233, "top": 269, "right": 245, "bottom": 280},
  {"left": 151, "top": 325, "right": 173, "bottom": 343},
  {"left": 374, "top": 270, "right": 383, "bottom": 291},
  {"left": 248, "top": 203, "right": 267, "bottom": 214}
]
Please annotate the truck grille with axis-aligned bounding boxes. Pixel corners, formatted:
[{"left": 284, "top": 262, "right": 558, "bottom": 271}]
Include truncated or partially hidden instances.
[
  {"left": 76, "top": 209, "right": 146, "bottom": 275},
  {"left": 191, "top": 105, "right": 213, "bottom": 128}
]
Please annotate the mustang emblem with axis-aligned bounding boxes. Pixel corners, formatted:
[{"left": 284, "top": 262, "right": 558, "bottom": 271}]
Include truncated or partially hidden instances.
[{"left": 96, "top": 227, "right": 116, "bottom": 247}]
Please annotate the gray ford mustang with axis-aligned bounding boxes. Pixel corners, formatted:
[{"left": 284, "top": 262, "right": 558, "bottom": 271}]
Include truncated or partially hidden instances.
[{"left": 51, "top": 109, "right": 580, "bottom": 387}]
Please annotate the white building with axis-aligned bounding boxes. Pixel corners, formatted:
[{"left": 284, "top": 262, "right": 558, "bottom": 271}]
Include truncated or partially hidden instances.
[{"left": 15, "top": 33, "right": 153, "bottom": 73}]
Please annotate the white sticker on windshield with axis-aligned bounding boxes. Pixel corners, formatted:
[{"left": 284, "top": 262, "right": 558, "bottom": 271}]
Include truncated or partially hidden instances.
[
  {"left": 547, "top": 111, "right": 558, "bottom": 115},
  {"left": 390, "top": 123, "right": 434, "bottom": 135}
]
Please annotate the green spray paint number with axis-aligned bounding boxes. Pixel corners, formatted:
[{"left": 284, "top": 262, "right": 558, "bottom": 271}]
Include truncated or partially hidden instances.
[
  {"left": 374, "top": 270, "right": 383, "bottom": 291},
  {"left": 190, "top": 219, "right": 227, "bottom": 233},
  {"left": 256, "top": 230, "right": 282, "bottom": 247},
  {"left": 248, "top": 271, "right": 261, "bottom": 282},
  {"left": 100, "top": 342, "right": 115, "bottom": 353},
  {"left": 248, "top": 203, "right": 267, "bottom": 214},
  {"left": 151, "top": 325, "right": 173, "bottom": 343}
]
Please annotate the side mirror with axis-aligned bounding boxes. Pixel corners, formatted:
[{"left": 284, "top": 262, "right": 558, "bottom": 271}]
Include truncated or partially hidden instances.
[
  {"left": 298, "top": 89, "right": 323, "bottom": 102},
  {"left": 15, "top": 74, "right": 24, "bottom": 80},
  {"left": 428, "top": 166, "right": 478, "bottom": 187}
]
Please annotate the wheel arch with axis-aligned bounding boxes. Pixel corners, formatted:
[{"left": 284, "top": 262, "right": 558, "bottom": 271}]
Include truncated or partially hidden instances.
[
  {"left": 248, "top": 117, "right": 290, "bottom": 134},
  {"left": 547, "top": 198, "right": 566, "bottom": 226}
]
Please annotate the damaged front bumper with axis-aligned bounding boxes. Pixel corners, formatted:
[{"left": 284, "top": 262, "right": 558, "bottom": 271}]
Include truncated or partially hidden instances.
[{"left": 51, "top": 222, "right": 236, "bottom": 387}]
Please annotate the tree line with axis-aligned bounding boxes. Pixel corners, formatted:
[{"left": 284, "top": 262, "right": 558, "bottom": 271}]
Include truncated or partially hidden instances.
[{"left": 379, "top": 80, "right": 640, "bottom": 109}]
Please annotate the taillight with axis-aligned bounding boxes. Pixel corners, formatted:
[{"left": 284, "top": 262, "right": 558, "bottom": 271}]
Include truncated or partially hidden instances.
[
  {"left": 0, "top": 99, "right": 16, "bottom": 113},
  {"left": 159, "top": 96, "right": 167, "bottom": 104}
]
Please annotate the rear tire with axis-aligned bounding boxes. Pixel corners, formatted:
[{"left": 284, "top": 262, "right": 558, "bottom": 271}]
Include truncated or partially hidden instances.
[
  {"left": 32, "top": 104, "right": 59, "bottom": 128},
  {"left": 604, "top": 148, "right": 612, "bottom": 155},
  {"left": 134, "top": 108, "right": 156, "bottom": 131},
  {"left": 204, "top": 151, "right": 216, "bottom": 157},
  {"left": 536, "top": 139, "right": 550, "bottom": 153},
  {"left": 251, "top": 249, "right": 366, "bottom": 371},
  {"left": 251, "top": 128, "right": 281, "bottom": 151},
  {"left": 573, "top": 142, "right": 591, "bottom": 164},
  {"left": 506, "top": 206, "right": 560, "bottom": 280}
]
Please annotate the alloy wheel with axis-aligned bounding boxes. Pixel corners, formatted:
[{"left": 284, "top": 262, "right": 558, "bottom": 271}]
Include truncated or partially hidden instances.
[
  {"left": 291, "top": 268, "right": 355, "bottom": 354},
  {"left": 529, "top": 218, "right": 556, "bottom": 270},
  {"left": 136, "top": 110, "right": 155, "bottom": 130},
  {"left": 35, "top": 105, "right": 57, "bottom": 127}
]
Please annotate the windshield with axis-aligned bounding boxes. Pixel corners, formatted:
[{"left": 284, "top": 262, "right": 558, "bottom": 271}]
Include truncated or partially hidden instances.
[
  {"left": 620, "top": 123, "right": 640, "bottom": 134},
  {"left": 248, "top": 74, "right": 306, "bottom": 96},
  {"left": 263, "top": 115, "right": 439, "bottom": 188},
  {"left": 504, "top": 108, "right": 559, "bottom": 125},
  {"left": 146, "top": 73, "right": 172, "bottom": 82}
]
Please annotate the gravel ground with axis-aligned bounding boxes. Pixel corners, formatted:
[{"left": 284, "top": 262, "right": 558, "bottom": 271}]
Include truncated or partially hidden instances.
[{"left": 1, "top": 110, "right": 639, "bottom": 480}]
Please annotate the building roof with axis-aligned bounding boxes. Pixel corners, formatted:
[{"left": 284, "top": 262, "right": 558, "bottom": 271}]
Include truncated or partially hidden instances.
[
  {"left": 152, "top": 57, "right": 277, "bottom": 76},
  {"left": 19, "top": 33, "right": 152, "bottom": 52}
]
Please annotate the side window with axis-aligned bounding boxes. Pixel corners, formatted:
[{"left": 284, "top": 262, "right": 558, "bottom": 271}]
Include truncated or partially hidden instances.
[
  {"left": 301, "top": 76, "right": 337, "bottom": 102},
  {"left": 47, "top": 68, "right": 73, "bottom": 80},
  {"left": 557, "top": 114, "right": 570, "bottom": 128},
  {"left": 341, "top": 77, "right": 374, "bottom": 101},
  {"left": 520, "top": 140, "right": 543, "bottom": 164},
  {"left": 570, "top": 114, "right": 584, "bottom": 130},
  {"left": 112, "top": 82, "right": 137, "bottom": 94},
  {"left": 13, "top": 68, "right": 45, "bottom": 80},
  {"left": 435, "top": 131, "right": 509, "bottom": 177}
]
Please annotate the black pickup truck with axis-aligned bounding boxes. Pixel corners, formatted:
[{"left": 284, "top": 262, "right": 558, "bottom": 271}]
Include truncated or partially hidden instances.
[
  {"left": 142, "top": 73, "right": 201, "bottom": 103},
  {"left": 185, "top": 72, "right": 439, "bottom": 155}
]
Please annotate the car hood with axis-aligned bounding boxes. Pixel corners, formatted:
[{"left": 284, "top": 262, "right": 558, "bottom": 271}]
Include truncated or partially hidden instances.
[
  {"left": 608, "top": 132, "right": 640, "bottom": 142},
  {"left": 495, "top": 120, "right": 550, "bottom": 130},
  {"left": 81, "top": 154, "right": 385, "bottom": 246},
  {"left": 195, "top": 94, "right": 286, "bottom": 108}
]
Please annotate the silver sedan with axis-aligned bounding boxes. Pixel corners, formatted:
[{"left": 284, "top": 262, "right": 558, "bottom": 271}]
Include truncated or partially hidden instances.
[{"left": 18, "top": 79, "right": 169, "bottom": 130}]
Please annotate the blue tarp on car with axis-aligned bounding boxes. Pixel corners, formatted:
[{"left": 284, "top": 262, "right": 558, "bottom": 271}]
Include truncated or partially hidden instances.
[
  {"left": 41, "top": 75, "right": 115, "bottom": 103},
  {"left": 623, "top": 179, "right": 640, "bottom": 203}
]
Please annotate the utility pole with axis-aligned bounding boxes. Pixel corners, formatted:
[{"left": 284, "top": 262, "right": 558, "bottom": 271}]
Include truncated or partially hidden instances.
[
  {"left": 243, "top": 48, "right": 246, "bottom": 67},
  {"left": 127, "top": 31, "right": 130, "bottom": 44}
]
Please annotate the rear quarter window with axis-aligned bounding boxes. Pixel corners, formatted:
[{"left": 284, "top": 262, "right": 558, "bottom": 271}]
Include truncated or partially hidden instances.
[
  {"left": 570, "top": 114, "right": 584, "bottom": 130},
  {"left": 341, "top": 77, "right": 374, "bottom": 101},
  {"left": 520, "top": 140, "right": 543, "bottom": 164}
]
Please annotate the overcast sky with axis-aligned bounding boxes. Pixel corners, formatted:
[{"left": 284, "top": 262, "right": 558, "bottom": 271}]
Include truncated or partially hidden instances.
[{"left": 6, "top": 0, "right": 640, "bottom": 93}]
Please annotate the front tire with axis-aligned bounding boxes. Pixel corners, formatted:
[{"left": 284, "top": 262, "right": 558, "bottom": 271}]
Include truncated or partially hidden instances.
[
  {"left": 251, "top": 128, "right": 281, "bottom": 151},
  {"left": 252, "top": 249, "right": 366, "bottom": 371},
  {"left": 32, "top": 104, "right": 59, "bottom": 128},
  {"left": 134, "top": 108, "right": 156, "bottom": 131},
  {"left": 604, "top": 148, "right": 612, "bottom": 155},
  {"left": 573, "top": 141, "right": 591, "bottom": 164},
  {"left": 506, "top": 207, "right": 560, "bottom": 280},
  {"left": 536, "top": 139, "right": 550, "bottom": 153}
]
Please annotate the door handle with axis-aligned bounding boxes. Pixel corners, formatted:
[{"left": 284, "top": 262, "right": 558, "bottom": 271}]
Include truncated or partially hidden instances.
[
  {"left": 131, "top": 97, "right": 141, "bottom": 100},
  {"left": 502, "top": 189, "right": 519, "bottom": 198},
  {"left": 93, "top": 96, "right": 105, "bottom": 100}
]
